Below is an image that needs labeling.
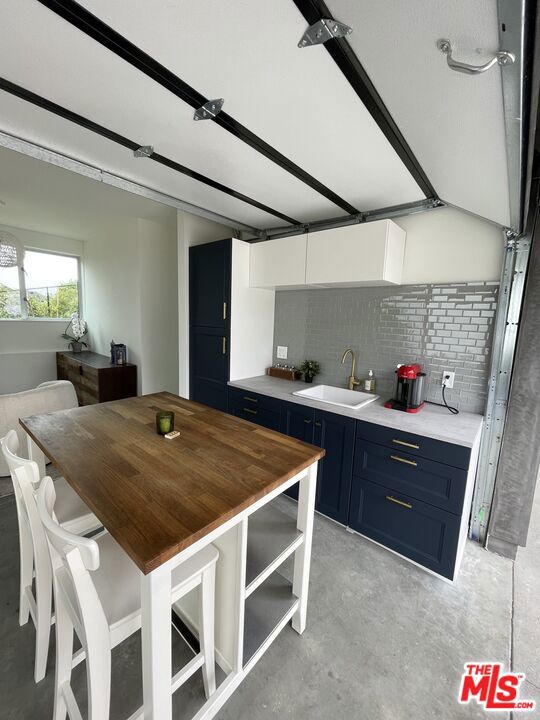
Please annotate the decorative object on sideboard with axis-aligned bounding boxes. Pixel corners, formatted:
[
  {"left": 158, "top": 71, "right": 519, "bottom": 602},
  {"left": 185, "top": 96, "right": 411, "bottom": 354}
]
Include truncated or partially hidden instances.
[
  {"left": 110, "top": 340, "right": 127, "bottom": 365},
  {"left": 62, "top": 312, "right": 87, "bottom": 353},
  {"left": 155, "top": 410, "right": 175, "bottom": 436},
  {"left": 267, "top": 364, "right": 302, "bottom": 381},
  {"left": 299, "top": 359, "right": 321, "bottom": 384}
]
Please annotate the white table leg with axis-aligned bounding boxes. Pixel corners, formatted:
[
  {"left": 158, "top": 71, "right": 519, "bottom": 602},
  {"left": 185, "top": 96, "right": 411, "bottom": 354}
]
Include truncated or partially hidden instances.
[
  {"left": 141, "top": 565, "right": 172, "bottom": 720},
  {"left": 292, "top": 461, "right": 317, "bottom": 634},
  {"left": 26, "top": 435, "right": 46, "bottom": 479}
]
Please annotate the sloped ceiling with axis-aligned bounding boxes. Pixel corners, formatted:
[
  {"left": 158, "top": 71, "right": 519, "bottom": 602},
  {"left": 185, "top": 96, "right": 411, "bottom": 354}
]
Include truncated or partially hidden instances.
[{"left": 0, "top": 0, "right": 519, "bottom": 232}]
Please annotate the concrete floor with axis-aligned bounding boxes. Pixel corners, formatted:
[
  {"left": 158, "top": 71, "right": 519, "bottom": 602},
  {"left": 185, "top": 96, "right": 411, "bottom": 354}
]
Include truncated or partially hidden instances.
[{"left": 0, "top": 486, "right": 538, "bottom": 720}]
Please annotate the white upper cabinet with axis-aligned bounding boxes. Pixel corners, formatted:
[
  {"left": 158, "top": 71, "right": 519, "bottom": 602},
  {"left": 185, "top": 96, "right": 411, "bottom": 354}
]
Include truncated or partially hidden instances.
[
  {"left": 249, "top": 234, "right": 307, "bottom": 290},
  {"left": 249, "top": 219, "right": 406, "bottom": 289},
  {"left": 306, "top": 220, "right": 405, "bottom": 287}
]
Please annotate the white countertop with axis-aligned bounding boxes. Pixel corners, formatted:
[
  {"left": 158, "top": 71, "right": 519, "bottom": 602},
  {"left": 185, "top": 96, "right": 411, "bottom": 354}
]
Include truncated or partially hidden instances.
[{"left": 228, "top": 376, "right": 484, "bottom": 449}]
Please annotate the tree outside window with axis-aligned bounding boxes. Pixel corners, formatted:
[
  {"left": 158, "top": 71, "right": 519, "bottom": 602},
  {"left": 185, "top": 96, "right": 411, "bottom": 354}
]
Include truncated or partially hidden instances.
[{"left": 0, "top": 249, "right": 80, "bottom": 319}]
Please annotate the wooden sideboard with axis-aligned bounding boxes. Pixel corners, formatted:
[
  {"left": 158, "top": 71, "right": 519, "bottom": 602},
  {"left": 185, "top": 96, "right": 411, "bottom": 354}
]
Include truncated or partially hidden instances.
[{"left": 56, "top": 351, "right": 137, "bottom": 406}]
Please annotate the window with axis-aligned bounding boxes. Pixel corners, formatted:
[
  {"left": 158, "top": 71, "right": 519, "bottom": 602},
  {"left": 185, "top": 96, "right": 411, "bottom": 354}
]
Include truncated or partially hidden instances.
[{"left": 0, "top": 249, "right": 80, "bottom": 320}]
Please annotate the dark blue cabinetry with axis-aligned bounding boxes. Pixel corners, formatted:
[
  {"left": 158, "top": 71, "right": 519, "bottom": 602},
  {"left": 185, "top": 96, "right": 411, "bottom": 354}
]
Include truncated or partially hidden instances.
[
  {"left": 348, "top": 478, "right": 460, "bottom": 580},
  {"left": 226, "top": 387, "right": 471, "bottom": 579},
  {"left": 228, "top": 387, "right": 281, "bottom": 431},
  {"left": 353, "top": 438, "right": 467, "bottom": 515},
  {"left": 313, "top": 411, "right": 355, "bottom": 525},
  {"left": 189, "top": 239, "right": 231, "bottom": 411},
  {"left": 280, "top": 401, "right": 354, "bottom": 524}
]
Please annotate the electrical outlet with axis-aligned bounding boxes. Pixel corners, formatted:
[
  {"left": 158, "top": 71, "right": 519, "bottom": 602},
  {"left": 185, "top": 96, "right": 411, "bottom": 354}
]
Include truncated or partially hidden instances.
[
  {"left": 276, "top": 345, "right": 288, "bottom": 360},
  {"left": 442, "top": 371, "right": 455, "bottom": 389}
]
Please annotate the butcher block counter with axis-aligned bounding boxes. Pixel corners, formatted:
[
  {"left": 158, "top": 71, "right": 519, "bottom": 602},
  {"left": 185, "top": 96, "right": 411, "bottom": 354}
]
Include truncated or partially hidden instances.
[{"left": 20, "top": 392, "right": 324, "bottom": 720}]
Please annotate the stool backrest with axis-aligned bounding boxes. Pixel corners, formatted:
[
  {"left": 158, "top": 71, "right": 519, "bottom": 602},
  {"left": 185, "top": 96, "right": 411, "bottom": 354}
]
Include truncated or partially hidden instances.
[
  {"left": 36, "top": 476, "right": 109, "bottom": 661},
  {"left": 1, "top": 430, "right": 50, "bottom": 593}
]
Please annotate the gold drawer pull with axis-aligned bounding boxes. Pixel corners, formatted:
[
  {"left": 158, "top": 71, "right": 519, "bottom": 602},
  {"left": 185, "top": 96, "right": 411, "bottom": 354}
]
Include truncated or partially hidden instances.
[
  {"left": 390, "top": 454, "right": 418, "bottom": 467},
  {"left": 222, "top": 337, "right": 227, "bottom": 355},
  {"left": 392, "top": 438, "right": 419, "bottom": 449},
  {"left": 243, "top": 396, "right": 258, "bottom": 403},
  {"left": 386, "top": 495, "right": 413, "bottom": 509},
  {"left": 223, "top": 302, "right": 227, "bottom": 320},
  {"left": 243, "top": 407, "right": 258, "bottom": 415}
]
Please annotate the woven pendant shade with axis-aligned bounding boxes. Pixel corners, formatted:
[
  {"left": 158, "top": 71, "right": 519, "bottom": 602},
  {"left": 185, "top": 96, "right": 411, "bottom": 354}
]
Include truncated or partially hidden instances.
[{"left": 0, "top": 231, "right": 20, "bottom": 268}]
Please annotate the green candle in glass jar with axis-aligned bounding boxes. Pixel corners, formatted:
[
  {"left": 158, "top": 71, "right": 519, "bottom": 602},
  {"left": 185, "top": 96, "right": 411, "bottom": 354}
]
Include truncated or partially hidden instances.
[{"left": 156, "top": 411, "right": 174, "bottom": 435}]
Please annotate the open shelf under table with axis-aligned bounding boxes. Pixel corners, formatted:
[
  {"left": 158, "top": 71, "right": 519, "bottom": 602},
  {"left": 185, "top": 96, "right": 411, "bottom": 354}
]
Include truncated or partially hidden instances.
[
  {"left": 245, "top": 501, "right": 303, "bottom": 597},
  {"left": 243, "top": 571, "right": 299, "bottom": 667}
]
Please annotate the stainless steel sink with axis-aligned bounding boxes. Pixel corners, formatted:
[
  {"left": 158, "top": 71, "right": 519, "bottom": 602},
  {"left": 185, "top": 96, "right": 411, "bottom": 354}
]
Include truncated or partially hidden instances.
[{"left": 292, "top": 384, "right": 379, "bottom": 410}]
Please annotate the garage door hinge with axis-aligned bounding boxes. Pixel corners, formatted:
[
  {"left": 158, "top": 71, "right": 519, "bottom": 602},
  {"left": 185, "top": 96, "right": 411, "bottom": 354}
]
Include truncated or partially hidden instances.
[
  {"left": 298, "top": 18, "right": 352, "bottom": 48},
  {"left": 194, "top": 99, "right": 224, "bottom": 121}
]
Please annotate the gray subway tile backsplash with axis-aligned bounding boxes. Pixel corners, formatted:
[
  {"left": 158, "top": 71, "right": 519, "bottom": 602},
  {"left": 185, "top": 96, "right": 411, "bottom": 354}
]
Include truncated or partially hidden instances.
[{"left": 272, "top": 282, "right": 498, "bottom": 414}]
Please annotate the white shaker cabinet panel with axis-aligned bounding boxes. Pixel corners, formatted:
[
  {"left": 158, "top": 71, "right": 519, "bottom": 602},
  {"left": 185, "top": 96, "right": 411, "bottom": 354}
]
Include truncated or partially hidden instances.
[
  {"left": 249, "top": 234, "right": 307, "bottom": 289},
  {"left": 306, "top": 220, "right": 406, "bottom": 286}
]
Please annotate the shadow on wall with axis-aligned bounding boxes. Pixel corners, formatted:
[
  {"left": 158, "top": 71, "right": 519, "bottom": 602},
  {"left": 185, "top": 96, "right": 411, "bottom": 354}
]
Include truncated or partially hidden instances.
[{"left": 273, "top": 282, "right": 498, "bottom": 414}]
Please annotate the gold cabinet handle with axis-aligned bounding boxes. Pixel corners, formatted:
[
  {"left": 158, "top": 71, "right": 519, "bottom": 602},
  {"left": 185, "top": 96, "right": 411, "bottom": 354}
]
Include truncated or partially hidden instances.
[
  {"left": 386, "top": 495, "right": 413, "bottom": 509},
  {"left": 390, "top": 454, "right": 418, "bottom": 467},
  {"left": 243, "top": 407, "right": 258, "bottom": 415},
  {"left": 392, "top": 438, "right": 419, "bottom": 450},
  {"left": 223, "top": 302, "right": 227, "bottom": 320},
  {"left": 243, "top": 396, "right": 258, "bottom": 403},
  {"left": 222, "top": 337, "right": 227, "bottom": 354}
]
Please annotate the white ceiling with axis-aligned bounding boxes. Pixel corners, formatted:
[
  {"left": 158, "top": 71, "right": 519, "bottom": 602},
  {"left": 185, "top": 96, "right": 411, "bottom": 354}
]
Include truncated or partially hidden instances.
[
  {"left": 329, "top": 0, "right": 511, "bottom": 226},
  {"left": 0, "top": 0, "right": 516, "bottom": 230},
  {"left": 0, "top": 146, "right": 176, "bottom": 241}
]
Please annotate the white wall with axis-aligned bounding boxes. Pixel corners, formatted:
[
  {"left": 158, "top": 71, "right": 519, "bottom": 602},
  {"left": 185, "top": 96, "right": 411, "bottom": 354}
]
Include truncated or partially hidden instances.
[
  {"left": 395, "top": 206, "right": 504, "bottom": 284},
  {"left": 230, "top": 239, "right": 274, "bottom": 381},
  {"left": 177, "top": 211, "right": 233, "bottom": 397},
  {"left": 137, "top": 218, "right": 178, "bottom": 394},
  {"left": 0, "top": 223, "right": 83, "bottom": 393},
  {"left": 84, "top": 216, "right": 179, "bottom": 395}
]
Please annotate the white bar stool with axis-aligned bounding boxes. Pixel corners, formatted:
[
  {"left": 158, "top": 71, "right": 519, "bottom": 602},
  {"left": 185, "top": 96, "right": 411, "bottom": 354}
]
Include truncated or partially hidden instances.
[
  {"left": 1, "top": 430, "right": 102, "bottom": 682},
  {"left": 35, "top": 474, "right": 219, "bottom": 720}
]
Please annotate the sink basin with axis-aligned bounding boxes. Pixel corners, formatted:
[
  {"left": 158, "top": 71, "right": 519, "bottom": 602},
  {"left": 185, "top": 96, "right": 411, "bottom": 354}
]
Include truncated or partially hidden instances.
[{"left": 293, "top": 384, "right": 379, "bottom": 410}]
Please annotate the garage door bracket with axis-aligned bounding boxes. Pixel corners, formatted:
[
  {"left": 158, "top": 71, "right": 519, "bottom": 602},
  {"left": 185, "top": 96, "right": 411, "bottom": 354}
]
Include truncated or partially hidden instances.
[
  {"left": 298, "top": 18, "right": 352, "bottom": 48},
  {"left": 194, "top": 98, "right": 225, "bottom": 121}
]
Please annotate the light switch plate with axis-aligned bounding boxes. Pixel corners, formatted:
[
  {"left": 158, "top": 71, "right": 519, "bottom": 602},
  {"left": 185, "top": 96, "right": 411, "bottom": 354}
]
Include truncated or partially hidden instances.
[
  {"left": 442, "top": 371, "right": 455, "bottom": 389},
  {"left": 277, "top": 345, "right": 288, "bottom": 359}
]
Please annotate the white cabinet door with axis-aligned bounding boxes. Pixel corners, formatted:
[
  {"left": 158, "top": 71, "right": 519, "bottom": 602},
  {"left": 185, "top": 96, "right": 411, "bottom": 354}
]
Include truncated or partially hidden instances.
[
  {"left": 306, "top": 220, "right": 405, "bottom": 286},
  {"left": 249, "top": 234, "right": 307, "bottom": 289}
]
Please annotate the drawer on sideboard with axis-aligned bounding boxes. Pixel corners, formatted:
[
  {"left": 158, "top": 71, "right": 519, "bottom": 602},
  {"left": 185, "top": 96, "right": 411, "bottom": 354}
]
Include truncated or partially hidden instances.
[
  {"left": 353, "top": 439, "right": 467, "bottom": 514},
  {"left": 356, "top": 420, "right": 471, "bottom": 470},
  {"left": 349, "top": 477, "right": 460, "bottom": 580},
  {"left": 228, "top": 387, "right": 282, "bottom": 414}
]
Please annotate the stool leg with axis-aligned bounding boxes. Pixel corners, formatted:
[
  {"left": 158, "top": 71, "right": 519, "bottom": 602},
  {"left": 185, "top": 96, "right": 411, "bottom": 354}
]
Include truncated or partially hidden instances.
[
  {"left": 18, "top": 517, "right": 33, "bottom": 627},
  {"left": 53, "top": 595, "right": 73, "bottom": 720},
  {"left": 199, "top": 565, "right": 216, "bottom": 698},
  {"left": 34, "top": 559, "right": 52, "bottom": 682}
]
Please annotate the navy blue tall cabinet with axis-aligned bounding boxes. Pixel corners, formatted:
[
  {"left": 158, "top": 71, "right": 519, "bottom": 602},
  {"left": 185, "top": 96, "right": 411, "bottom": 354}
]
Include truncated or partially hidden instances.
[{"left": 189, "top": 239, "right": 231, "bottom": 411}]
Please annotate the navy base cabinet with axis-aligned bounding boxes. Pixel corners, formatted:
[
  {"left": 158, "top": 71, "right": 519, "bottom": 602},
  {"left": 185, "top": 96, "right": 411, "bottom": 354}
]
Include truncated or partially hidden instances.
[
  {"left": 280, "top": 402, "right": 354, "bottom": 524},
  {"left": 348, "top": 478, "right": 460, "bottom": 580},
  {"left": 227, "top": 387, "right": 281, "bottom": 431}
]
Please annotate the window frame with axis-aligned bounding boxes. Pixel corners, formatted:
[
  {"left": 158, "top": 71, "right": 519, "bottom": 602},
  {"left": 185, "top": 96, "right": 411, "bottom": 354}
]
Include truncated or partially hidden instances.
[{"left": 0, "top": 246, "right": 82, "bottom": 322}]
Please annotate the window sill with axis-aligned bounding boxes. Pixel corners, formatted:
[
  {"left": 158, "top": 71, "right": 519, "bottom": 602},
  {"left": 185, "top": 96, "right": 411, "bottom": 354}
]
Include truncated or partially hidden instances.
[{"left": 0, "top": 318, "right": 71, "bottom": 323}]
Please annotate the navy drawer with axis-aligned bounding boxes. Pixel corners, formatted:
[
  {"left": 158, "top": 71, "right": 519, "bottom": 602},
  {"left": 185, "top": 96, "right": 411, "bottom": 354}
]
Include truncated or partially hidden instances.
[
  {"left": 354, "top": 439, "right": 467, "bottom": 514},
  {"left": 228, "top": 387, "right": 282, "bottom": 414},
  {"left": 356, "top": 420, "right": 470, "bottom": 470},
  {"left": 349, "top": 478, "right": 460, "bottom": 580},
  {"left": 230, "top": 403, "right": 281, "bottom": 431}
]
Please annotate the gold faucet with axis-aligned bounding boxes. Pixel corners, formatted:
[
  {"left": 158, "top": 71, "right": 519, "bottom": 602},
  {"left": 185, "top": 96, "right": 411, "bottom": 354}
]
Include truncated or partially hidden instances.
[{"left": 341, "top": 348, "right": 360, "bottom": 391}]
